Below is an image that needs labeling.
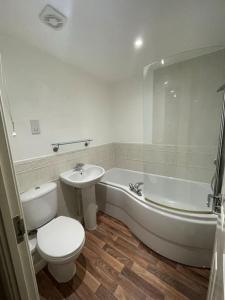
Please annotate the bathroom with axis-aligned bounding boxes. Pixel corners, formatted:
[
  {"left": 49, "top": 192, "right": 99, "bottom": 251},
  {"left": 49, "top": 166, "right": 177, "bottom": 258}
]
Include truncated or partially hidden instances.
[{"left": 0, "top": 1, "right": 225, "bottom": 299}]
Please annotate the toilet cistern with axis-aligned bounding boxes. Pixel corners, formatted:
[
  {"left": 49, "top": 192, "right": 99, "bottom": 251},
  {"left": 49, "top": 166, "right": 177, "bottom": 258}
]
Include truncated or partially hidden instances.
[{"left": 60, "top": 164, "right": 105, "bottom": 230}]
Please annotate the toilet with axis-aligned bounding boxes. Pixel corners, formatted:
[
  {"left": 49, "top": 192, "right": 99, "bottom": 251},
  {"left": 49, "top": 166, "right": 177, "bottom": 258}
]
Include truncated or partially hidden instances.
[{"left": 20, "top": 182, "right": 85, "bottom": 283}]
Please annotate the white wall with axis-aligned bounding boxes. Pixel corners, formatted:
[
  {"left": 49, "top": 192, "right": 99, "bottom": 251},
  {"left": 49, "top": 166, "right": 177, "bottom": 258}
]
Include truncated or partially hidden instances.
[
  {"left": 0, "top": 36, "right": 112, "bottom": 161},
  {"left": 1, "top": 36, "right": 224, "bottom": 165},
  {"left": 111, "top": 77, "right": 144, "bottom": 143}
]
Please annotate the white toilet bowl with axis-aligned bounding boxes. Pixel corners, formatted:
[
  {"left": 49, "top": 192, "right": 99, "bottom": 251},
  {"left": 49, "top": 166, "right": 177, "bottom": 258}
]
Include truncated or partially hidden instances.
[
  {"left": 21, "top": 182, "right": 85, "bottom": 283},
  {"left": 37, "top": 216, "right": 85, "bottom": 283}
]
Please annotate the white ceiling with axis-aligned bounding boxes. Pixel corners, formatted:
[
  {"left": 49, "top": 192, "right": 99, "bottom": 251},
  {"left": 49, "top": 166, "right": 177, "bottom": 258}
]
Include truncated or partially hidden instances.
[{"left": 0, "top": 0, "right": 225, "bottom": 82}]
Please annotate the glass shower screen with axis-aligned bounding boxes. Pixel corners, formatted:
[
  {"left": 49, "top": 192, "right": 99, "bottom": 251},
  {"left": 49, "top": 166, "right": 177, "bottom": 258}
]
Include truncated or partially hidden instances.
[{"left": 142, "top": 47, "right": 225, "bottom": 212}]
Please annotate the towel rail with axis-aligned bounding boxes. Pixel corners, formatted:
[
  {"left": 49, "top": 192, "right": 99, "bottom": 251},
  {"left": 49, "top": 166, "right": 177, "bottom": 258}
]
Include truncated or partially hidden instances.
[{"left": 51, "top": 139, "right": 93, "bottom": 152}]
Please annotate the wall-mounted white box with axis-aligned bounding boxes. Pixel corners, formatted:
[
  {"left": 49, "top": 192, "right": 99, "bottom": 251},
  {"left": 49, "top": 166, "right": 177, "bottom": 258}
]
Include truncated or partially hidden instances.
[{"left": 30, "top": 120, "right": 40, "bottom": 135}]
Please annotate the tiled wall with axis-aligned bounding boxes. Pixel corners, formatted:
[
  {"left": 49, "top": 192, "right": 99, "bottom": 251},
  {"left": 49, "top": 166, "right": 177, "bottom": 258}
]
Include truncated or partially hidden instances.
[
  {"left": 114, "top": 143, "right": 216, "bottom": 183},
  {"left": 151, "top": 50, "right": 225, "bottom": 148},
  {"left": 14, "top": 142, "right": 215, "bottom": 215},
  {"left": 14, "top": 144, "right": 115, "bottom": 219},
  {"left": 14, "top": 141, "right": 215, "bottom": 272}
]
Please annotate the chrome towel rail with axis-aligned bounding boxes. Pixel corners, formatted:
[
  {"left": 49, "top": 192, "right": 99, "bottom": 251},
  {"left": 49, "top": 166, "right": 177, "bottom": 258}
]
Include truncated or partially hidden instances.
[{"left": 51, "top": 139, "right": 93, "bottom": 152}]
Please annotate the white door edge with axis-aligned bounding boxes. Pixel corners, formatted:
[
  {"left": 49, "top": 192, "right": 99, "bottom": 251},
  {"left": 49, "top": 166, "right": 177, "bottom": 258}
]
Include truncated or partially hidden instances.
[{"left": 0, "top": 94, "right": 39, "bottom": 300}]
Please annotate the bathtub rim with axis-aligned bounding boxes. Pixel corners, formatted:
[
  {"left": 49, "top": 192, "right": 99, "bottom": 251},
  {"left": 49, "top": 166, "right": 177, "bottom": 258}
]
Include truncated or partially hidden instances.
[
  {"left": 99, "top": 178, "right": 216, "bottom": 224},
  {"left": 103, "top": 167, "right": 211, "bottom": 186},
  {"left": 100, "top": 167, "right": 215, "bottom": 217}
]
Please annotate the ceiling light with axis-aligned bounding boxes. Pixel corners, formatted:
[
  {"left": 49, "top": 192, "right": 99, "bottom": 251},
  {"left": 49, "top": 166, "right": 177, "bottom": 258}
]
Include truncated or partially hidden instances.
[
  {"left": 173, "top": 94, "right": 177, "bottom": 98},
  {"left": 164, "top": 81, "right": 168, "bottom": 85},
  {"left": 161, "top": 59, "right": 165, "bottom": 65},
  {"left": 134, "top": 38, "right": 143, "bottom": 49},
  {"left": 170, "top": 90, "right": 175, "bottom": 93}
]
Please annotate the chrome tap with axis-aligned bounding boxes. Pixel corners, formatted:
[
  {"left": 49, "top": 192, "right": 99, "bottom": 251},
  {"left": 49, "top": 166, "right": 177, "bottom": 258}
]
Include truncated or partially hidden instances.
[
  {"left": 74, "top": 163, "right": 84, "bottom": 172},
  {"left": 129, "top": 182, "right": 144, "bottom": 196}
]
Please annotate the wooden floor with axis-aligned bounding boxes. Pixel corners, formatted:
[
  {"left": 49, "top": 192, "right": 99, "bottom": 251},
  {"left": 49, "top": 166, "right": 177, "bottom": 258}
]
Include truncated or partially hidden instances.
[{"left": 37, "top": 212, "right": 210, "bottom": 300}]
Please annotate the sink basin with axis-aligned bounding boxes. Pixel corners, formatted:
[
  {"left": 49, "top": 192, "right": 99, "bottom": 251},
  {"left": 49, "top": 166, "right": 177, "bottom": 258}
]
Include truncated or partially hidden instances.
[
  {"left": 60, "top": 164, "right": 105, "bottom": 230},
  {"left": 60, "top": 164, "right": 105, "bottom": 189}
]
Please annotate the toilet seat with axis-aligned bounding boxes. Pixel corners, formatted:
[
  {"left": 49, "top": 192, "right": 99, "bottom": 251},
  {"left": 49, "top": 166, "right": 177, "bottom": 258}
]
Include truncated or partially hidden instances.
[{"left": 37, "top": 216, "right": 85, "bottom": 263}]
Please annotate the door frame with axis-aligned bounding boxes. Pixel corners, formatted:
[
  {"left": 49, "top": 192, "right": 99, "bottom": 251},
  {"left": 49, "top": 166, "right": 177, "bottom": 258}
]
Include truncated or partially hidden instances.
[{"left": 0, "top": 94, "right": 39, "bottom": 300}]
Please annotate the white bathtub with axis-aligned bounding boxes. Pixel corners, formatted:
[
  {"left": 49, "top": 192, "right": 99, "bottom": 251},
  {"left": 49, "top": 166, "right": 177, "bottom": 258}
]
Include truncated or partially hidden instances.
[{"left": 96, "top": 168, "right": 217, "bottom": 267}]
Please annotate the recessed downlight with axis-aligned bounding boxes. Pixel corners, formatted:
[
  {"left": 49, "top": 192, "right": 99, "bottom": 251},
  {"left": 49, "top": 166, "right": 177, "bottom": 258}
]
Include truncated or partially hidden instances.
[
  {"left": 161, "top": 59, "right": 165, "bottom": 65},
  {"left": 134, "top": 38, "right": 143, "bottom": 49}
]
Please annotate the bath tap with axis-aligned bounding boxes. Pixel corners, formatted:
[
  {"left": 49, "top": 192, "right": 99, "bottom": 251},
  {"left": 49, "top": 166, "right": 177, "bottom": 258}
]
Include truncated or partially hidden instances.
[
  {"left": 74, "top": 163, "right": 84, "bottom": 172},
  {"left": 129, "top": 182, "right": 143, "bottom": 196}
]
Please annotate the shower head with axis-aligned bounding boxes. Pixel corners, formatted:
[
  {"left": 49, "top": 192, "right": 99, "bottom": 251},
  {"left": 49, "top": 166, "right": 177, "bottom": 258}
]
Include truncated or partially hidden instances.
[{"left": 217, "top": 84, "right": 225, "bottom": 93}]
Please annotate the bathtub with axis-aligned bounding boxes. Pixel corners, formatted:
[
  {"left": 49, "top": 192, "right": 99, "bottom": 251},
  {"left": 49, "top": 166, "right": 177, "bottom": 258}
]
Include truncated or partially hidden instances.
[{"left": 96, "top": 168, "right": 217, "bottom": 267}]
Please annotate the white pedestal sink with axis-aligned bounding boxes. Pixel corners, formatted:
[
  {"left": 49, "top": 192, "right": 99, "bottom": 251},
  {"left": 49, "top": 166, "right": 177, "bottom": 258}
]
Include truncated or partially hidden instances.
[{"left": 60, "top": 164, "right": 105, "bottom": 230}]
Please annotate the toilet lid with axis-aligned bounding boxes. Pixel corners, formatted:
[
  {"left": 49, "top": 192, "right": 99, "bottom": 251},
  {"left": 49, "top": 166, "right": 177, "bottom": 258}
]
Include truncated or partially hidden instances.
[{"left": 37, "top": 216, "right": 85, "bottom": 258}]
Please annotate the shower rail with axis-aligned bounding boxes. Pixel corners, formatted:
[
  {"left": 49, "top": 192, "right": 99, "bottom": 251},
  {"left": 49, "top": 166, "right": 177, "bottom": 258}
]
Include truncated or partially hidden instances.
[{"left": 51, "top": 138, "right": 93, "bottom": 152}]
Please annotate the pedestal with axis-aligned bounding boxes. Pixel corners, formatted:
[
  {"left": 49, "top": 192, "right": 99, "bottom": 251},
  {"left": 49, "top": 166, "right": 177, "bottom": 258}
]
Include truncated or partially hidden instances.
[{"left": 81, "top": 185, "right": 97, "bottom": 230}]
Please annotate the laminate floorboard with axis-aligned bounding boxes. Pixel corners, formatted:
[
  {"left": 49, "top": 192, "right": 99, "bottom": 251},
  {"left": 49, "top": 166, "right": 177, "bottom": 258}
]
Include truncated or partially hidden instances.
[{"left": 36, "top": 212, "right": 209, "bottom": 300}]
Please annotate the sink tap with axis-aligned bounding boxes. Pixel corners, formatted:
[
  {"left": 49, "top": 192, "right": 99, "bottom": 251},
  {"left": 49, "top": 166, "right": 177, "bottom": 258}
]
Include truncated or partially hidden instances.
[{"left": 74, "top": 163, "right": 84, "bottom": 172}]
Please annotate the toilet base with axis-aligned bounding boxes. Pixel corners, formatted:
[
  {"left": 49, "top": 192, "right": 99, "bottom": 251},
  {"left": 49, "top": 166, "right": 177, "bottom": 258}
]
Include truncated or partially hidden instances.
[{"left": 48, "top": 261, "right": 76, "bottom": 283}]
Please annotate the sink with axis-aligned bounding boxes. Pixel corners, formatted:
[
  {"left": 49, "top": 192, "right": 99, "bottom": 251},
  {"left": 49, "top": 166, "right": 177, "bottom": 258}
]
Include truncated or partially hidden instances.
[
  {"left": 60, "top": 164, "right": 105, "bottom": 230},
  {"left": 60, "top": 164, "right": 105, "bottom": 189}
]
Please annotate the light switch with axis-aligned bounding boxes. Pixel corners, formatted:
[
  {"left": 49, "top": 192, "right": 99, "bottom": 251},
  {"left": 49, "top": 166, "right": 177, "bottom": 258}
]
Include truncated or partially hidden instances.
[{"left": 30, "top": 120, "right": 40, "bottom": 135}]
